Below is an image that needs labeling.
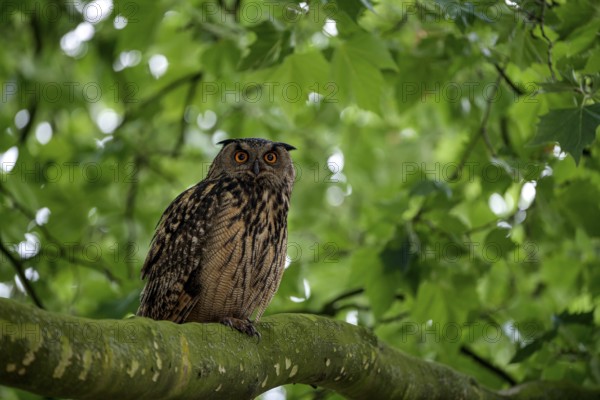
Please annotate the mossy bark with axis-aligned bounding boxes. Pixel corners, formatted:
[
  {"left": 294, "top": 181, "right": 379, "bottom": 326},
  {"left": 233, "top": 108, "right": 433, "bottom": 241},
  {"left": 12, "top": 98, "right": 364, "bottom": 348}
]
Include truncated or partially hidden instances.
[{"left": 0, "top": 298, "right": 597, "bottom": 399}]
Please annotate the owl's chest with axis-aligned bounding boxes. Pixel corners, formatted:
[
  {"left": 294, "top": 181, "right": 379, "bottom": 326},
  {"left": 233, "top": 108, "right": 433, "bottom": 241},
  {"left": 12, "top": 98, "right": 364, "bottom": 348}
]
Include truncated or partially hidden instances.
[{"left": 219, "top": 184, "right": 287, "bottom": 230}]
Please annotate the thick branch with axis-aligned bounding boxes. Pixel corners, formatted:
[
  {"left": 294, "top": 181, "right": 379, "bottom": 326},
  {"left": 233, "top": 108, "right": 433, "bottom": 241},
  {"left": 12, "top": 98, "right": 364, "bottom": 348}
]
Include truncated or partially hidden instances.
[{"left": 0, "top": 298, "right": 597, "bottom": 399}]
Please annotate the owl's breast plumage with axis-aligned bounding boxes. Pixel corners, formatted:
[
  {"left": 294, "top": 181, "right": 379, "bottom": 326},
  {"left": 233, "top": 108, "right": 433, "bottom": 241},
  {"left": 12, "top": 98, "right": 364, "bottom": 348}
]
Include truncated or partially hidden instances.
[{"left": 185, "top": 176, "right": 290, "bottom": 322}]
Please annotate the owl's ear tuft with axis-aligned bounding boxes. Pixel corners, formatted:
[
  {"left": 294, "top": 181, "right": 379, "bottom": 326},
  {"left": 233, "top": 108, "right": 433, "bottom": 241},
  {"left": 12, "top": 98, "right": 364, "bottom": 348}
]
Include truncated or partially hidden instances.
[
  {"left": 278, "top": 143, "right": 296, "bottom": 151},
  {"left": 217, "top": 139, "right": 237, "bottom": 146}
]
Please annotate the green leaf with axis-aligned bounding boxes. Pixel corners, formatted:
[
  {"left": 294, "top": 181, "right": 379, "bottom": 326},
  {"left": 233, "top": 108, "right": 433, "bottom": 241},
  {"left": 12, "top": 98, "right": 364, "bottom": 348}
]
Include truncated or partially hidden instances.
[
  {"left": 554, "top": 0, "right": 598, "bottom": 38},
  {"left": 531, "top": 103, "right": 600, "bottom": 164},
  {"left": 558, "top": 178, "right": 600, "bottom": 237},
  {"left": 410, "top": 179, "right": 451, "bottom": 198},
  {"left": 341, "top": 33, "right": 398, "bottom": 72},
  {"left": 239, "top": 22, "right": 291, "bottom": 70},
  {"left": 433, "top": 0, "right": 495, "bottom": 30},
  {"left": 506, "top": 26, "right": 547, "bottom": 69},
  {"left": 331, "top": 33, "right": 397, "bottom": 112},
  {"left": 510, "top": 330, "right": 557, "bottom": 364},
  {"left": 584, "top": 49, "right": 600, "bottom": 74},
  {"left": 562, "top": 19, "right": 600, "bottom": 57},
  {"left": 411, "top": 280, "right": 447, "bottom": 324},
  {"left": 352, "top": 248, "right": 400, "bottom": 319},
  {"left": 483, "top": 229, "right": 517, "bottom": 262},
  {"left": 202, "top": 40, "right": 242, "bottom": 77},
  {"left": 334, "top": 0, "right": 370, "bottom": 21},
  {"left": 267, "top": 51, "right": 331, "bottom": 117},
  {"left": 425, "top": 210, "right": 468, "bottom": 235},
  {"left": 554, "top": 310, "right": 595, "bottom": 326},
  {"left": 379, "top": 233, "right": 413, "bottom": 274},
  {"left": 114, "top": 0, "right": 164, "bottom": 51}
]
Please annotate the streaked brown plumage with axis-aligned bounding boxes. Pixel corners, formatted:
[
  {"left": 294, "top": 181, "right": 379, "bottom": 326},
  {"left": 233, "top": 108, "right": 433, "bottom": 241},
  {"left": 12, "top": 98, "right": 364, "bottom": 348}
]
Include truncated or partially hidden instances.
[{"left": 137, "top": 138, "right": 295, "bottom": 336}]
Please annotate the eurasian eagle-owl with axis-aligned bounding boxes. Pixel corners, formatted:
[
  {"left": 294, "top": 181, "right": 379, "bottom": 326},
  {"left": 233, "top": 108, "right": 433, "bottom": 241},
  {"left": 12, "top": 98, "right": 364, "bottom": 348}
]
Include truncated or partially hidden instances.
[{"left": 137, "top": 138, "right": 295, "bottom": 337}]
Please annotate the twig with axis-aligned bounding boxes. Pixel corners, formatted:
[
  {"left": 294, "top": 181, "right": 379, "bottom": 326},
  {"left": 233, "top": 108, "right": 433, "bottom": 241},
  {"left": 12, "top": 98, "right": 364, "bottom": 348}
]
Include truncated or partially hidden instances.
[
  {"left": 450, "top": 75, "right": 501, "bottom": 180},
  {"left": 284, "top": 288, "right": 365, "bottom": 316},
  {"left": 172, "top": 73, "right": 203, "bottom": 157},
  {"left": 0, "top": 237, "right": 45, "bottom": 309},
  {"left": 0, "top": 184, "right": 119, "bottom": 282},
  {"left": 460, "top": 345, "right": 517, "bottom": 386},
  {"left": 464, "top": 220, "right": 499, "bottom": 236},
  {"left": 17, "top": 9, "right": 45, "bottom": 144},
  {"left": 480, "top": 76, "right": 500, "bottom": 157},
  {"left": 538, "top": 1, "right": 556, "bottom": 81},
  {"left": 124, "top": 155, "right": 142, "bottom": 279},
  {"left": 320, "top": 288, "right": 364, "bottom": 315},
  {"left": 119, "top": 72, "right": 203, "bottom": 129},
  {"left": 18, "top": 103, "right": 38, "bottom": 145},
  {"left": 379, "top": 312, "right": 410, "bottom": 324},
  {"left": 493, "top": 63, "right": 525, "bottom": 97},
  {"left": 218, "top": 0, "right": 242, "bottom": 21}
]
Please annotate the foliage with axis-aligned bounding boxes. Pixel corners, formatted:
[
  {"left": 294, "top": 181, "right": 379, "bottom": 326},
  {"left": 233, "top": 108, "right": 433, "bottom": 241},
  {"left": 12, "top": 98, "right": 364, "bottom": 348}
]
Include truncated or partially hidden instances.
[{"left": 1, "top": 0, "right": 599, "bottom": 399}]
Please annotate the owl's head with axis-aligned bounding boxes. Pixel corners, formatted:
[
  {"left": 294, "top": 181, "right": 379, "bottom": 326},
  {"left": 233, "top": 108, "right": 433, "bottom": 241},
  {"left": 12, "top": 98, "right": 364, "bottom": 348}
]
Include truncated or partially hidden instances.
[{"left": 208, "top": 138, "right": 296, "bottom": 188}]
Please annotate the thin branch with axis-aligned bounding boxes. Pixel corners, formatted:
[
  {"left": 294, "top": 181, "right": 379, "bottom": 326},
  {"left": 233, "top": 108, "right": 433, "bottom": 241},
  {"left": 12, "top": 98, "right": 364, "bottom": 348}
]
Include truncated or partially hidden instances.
[
  {"left": 143, "top": 156, "right": 185, "bottom": 188},
  {"left": 0, "top": 237, "right": 45, "bottom": 309},
  {"left": 379, "top": 312, "right": 410, "bottom": 324},
  {"left": 320, "top": 288, "right": 364, "bottom": 315},
  {"left": 493, "top": 63, "right": 525, "bottom": 97},
  {"left": 119, "top": 72, "right": 203, "bottom": 129},
  {"left": 538, "top": 0, "right": 556, "bottom": 81},
  {"left": 500, "top": 116, "right": 515, "bottom": 154},
  {"left": 172, "top": 73, "right": 203, "bottom": 157},
  {"left": 450, "top": 75, "right": 501, "bottom": 180},
  {"left": 284, "top": 288, "right": 366, "bottom": 316},
  {"left": 286, "top": 289, "right": 406, "bottom": 319},
  {"left": 18, "top": 102, "right": 38, "bottom": 145},
  {"left": 218, "top": 0, "right": 242, "bottom": 21},
  {"left": 480, "top": 76, "right": 501, "bottom": 158},
  {"left": 124, "top": 155, "right": 142, "bottom": 279},
  {"left": 460, "top": 345, "right": 517, "bottom": 386},
  {"left": 17, "top": 5, "right": 45, "bottom": 145},
  {"left": 465, "top": 219, "right": 499, "bottom": 236},
  {"left": 0, "top": 184, "right": 119, "bottom": 282}
]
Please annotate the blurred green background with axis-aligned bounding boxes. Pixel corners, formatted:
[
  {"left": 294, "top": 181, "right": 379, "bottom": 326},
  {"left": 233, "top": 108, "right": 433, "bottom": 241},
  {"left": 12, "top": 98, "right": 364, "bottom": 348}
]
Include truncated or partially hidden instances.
[{"left": 1, "top": 0, "right": 599, "bottom": 399}]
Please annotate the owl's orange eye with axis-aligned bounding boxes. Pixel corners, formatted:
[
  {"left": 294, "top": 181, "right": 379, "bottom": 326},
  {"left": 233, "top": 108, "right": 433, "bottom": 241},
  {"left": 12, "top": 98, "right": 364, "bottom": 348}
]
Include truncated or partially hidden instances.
[
  {"left": 263, "top": 152, "right": 277, "bottom": 164},
  {"left": 234, "top": 151, "right": 249, "bottom": 163}
]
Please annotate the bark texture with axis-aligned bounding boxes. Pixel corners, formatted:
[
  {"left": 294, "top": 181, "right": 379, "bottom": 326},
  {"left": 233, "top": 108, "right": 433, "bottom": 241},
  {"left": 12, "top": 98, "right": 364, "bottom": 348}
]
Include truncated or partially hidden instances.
[{"left": 0, "top": 298, "right": 597, "bottom": 399}]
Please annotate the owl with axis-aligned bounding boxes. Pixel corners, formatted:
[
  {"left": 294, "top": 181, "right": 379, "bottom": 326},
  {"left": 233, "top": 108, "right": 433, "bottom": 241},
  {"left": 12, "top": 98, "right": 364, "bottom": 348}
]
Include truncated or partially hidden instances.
[{"left": 137, "top": 138, "right": 296, "bottom": 337}]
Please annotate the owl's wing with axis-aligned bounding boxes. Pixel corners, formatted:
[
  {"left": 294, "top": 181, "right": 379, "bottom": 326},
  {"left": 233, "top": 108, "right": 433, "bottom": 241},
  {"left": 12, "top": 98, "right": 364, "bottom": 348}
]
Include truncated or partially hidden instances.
[{"left": 137, "top": 181, "right": 216, "bottom": 322}]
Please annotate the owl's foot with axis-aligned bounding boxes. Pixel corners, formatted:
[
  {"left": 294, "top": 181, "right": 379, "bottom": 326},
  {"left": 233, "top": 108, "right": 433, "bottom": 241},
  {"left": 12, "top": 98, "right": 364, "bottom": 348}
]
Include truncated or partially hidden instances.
[{"left": 220, "top": 317, "right": 261, "bottom": 339}]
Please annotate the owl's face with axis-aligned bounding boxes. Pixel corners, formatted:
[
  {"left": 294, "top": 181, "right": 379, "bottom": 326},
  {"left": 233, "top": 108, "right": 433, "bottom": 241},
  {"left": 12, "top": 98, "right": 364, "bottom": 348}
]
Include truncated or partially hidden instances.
[{"left": 208, "top": 138, "right": 296, "bottom": 188}]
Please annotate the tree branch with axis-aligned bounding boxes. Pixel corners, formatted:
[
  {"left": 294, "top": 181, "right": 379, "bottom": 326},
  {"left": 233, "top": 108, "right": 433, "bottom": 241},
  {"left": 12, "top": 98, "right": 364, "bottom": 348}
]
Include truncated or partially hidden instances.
[
  {"left": 119, "top": 72, "right": 204, "bottom": 129},
  {"left": 172, "top": 73, "right": 203, "bottom": 157},
  {"left": 493, "top": 63, "right": 525, "bottom": 97},
  {"left": 0, "top": 184, "right": 119, "bottom": 283},
  {"left": 460, "top": 345, "right": 516, "bottom": 386},
  {"left": 124, "top": 155, "right": 143, "bottom": 279},
  {"left": 450, "top": 75, "right": 501, "bottom": 180},
  {"left": 1, "top": 298, "right": 597, "bottom": 400},
  {"left": 0, "top": 240, "right": 44, "bottom": 309},
  {"left": 537, "top": 0, "right": 556, "bottom": 81}
]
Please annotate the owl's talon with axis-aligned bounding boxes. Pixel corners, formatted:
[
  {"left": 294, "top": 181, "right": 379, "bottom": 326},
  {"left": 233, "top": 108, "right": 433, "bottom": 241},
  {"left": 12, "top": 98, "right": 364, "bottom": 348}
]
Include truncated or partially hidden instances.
[{"left": 220, "top": 317, "right": 261, "bottom": 340}]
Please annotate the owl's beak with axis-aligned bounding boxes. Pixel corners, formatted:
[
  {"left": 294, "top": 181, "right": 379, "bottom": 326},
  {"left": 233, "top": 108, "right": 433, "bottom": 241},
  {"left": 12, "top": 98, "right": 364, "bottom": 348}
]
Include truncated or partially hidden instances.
[{"left": 252, "top": 160, "right": 261, "bottom": 175}]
